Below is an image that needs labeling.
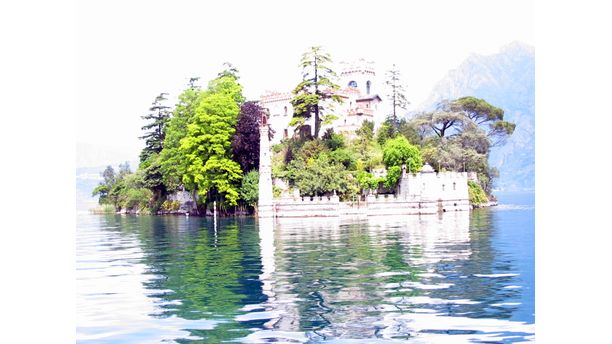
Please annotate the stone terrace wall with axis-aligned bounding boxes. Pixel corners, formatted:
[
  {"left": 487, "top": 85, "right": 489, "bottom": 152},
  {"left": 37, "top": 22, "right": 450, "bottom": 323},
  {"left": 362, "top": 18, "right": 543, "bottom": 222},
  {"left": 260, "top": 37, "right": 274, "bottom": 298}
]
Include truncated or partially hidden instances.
[
  {"left": 272, "top": 193, "right": 470, "bottom": 218},
  {"left": 271, "top": 169, "right": 471, "bottom": 218}
]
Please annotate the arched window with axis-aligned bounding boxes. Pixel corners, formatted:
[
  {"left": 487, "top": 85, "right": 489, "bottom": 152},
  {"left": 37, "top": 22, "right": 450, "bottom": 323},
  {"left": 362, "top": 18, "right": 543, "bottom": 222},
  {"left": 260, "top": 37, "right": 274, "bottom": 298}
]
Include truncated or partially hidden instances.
[
  {"left": 366, "top": 80, "right": 371, "bottom": 95},
  {"left": 284, "top": 106, "right": 288, "bottom": 116},
  {"left": 348, "top": 80, "right": 357, "bottom": 88}
]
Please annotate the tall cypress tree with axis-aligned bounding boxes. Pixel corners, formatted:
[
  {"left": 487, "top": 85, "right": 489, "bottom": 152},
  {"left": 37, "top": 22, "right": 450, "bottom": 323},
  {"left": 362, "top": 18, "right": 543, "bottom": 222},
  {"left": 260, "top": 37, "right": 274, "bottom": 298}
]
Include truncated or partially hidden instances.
[{"left": 385, "top": 64, "right": 409, "bottom": 125}]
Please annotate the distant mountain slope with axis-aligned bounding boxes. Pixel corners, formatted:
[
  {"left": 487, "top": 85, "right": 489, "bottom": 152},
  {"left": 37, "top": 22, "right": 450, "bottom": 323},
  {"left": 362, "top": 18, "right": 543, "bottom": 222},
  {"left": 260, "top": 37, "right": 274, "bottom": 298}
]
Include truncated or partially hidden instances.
[{"left": 421, "top": 42, "right": 534, "bottom": 191}]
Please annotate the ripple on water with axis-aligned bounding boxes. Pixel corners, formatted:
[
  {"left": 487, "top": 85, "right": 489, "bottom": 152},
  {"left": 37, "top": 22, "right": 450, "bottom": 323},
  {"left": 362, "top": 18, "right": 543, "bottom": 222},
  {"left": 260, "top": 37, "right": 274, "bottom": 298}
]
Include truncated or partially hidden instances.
[{"left": 77, "top": 208, "right": 534, "bottom": 343}]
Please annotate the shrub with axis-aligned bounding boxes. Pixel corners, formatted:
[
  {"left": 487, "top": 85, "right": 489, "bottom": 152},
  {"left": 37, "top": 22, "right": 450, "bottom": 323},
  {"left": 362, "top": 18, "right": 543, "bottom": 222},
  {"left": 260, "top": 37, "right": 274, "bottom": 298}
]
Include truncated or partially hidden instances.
[
  {"left": 329, "top": 148, "right": 356, "bottom": 169},
  {"left": 273, "top": 185, "right": 282, "bottom": 198},
  {"left": 322, "top": 129, "right": 345, "bottom": 150},
  {"left": 122, "top": 188, "right": 154, "bottom": 211},
  {"left": 468, "top": 180, "right": 488, "bottom": 205},
  {"left": 161, "top": 200, "right": 180, "bottom": 211},
  {"left": 240, "top": 170, "right": 259, "bottom": 206},
  {"left": 383, "top": 165, "right": 402, "bottom": 189}
]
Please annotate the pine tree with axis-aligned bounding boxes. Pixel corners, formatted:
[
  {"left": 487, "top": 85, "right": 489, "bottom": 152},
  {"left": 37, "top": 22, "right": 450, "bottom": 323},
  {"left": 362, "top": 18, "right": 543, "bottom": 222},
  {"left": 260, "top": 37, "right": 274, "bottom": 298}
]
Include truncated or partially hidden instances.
[
  {"left": 139, "top": 93, "right": 172, "bottom": 162},
  {"left": 385, "top": 64, "right": 409, "bottom": 124},
  {"left": 290, "top": 46, "right": 342, "bottom": 139}
]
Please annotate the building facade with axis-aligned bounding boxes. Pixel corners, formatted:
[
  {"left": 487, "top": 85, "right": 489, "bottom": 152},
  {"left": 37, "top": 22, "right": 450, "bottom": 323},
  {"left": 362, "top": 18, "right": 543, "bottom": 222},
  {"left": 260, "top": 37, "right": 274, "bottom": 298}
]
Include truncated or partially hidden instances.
[{"left": 260, "top": 59, "right": 385, "bottom": 144}]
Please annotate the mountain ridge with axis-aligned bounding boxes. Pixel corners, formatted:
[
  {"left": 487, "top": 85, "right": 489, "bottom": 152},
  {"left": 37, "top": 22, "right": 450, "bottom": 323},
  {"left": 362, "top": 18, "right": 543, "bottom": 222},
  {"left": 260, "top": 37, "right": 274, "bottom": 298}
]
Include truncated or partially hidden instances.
[{"left": 420, "top": 42, "right": 535, "bottom": 191}]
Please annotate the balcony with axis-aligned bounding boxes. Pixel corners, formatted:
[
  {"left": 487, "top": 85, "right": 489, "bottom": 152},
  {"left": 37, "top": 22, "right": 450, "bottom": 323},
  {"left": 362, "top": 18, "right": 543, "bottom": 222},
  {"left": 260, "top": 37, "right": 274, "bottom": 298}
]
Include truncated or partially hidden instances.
[{"left": 348, "top": 107, "right": 374, "bottom": 116}]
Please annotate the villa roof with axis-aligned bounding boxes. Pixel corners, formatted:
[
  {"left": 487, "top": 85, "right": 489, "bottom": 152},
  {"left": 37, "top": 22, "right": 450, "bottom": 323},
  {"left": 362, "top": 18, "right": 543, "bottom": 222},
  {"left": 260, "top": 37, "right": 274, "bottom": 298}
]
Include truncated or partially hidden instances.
[{"left": 356, "top": 94, "right": 382, "bottom": 102}]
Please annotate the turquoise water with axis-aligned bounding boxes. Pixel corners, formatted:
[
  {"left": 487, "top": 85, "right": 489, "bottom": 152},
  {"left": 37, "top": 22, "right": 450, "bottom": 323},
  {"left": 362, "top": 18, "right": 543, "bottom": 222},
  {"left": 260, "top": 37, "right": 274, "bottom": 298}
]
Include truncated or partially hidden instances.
[{"left": 76, "top": 193, "right": 534, "bottom": 343}]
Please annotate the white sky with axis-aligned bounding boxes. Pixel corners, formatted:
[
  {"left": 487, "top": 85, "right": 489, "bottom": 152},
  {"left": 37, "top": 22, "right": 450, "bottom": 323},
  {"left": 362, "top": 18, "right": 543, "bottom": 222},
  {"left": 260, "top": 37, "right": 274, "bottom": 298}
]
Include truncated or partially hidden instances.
[{"left": 77, "top": 0, "right": 534, "bottom": 159}]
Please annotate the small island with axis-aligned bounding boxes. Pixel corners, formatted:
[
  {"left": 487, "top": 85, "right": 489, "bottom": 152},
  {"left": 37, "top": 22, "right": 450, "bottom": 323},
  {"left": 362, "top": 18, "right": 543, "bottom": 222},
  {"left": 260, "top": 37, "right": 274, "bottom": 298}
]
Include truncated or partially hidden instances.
[{"left": 92, "top": 47, "right": 514, "bottom": 217}]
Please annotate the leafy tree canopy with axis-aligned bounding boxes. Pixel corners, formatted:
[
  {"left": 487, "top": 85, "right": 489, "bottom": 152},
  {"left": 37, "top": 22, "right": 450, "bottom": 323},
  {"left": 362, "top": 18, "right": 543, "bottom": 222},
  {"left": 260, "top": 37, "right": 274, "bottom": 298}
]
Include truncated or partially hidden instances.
[
  {"left": 239, "top": 170, "right": 259, "bottom": 207},
  {"left": 159, "top": 79, "right": 202, "bottom": 191},
  {"left": 382, "top": 135, "right": 423, "bottom": 172},
  {"left": 180, "top": 67, "right": 244, "bottom": 206},
  {"left": 231, "top": 101, "right": 267, "bottom": 173}
]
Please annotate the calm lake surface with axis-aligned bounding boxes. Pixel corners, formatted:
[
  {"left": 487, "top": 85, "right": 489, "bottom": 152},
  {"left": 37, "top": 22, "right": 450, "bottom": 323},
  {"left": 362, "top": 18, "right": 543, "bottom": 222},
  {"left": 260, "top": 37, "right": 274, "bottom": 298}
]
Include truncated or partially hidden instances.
[{"left": 76, "top": 193, "right": 534, "bottom": 343}]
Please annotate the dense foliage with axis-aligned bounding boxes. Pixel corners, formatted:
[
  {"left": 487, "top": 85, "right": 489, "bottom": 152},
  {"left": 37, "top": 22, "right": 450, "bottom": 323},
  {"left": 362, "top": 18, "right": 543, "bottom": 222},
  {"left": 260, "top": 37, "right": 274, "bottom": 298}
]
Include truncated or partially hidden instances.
[
  {"left": 231, "top": 102, "right": 266, "bottom": 173},
  {"left": 92, "top": 51, "right": 514, "bottom": 215},
  {"left": 239, "top": 170, "right": 259, "bottom": 207},
  {"left": 271, "top": 122, "right": 407, "bottom": 200},
  {"left": 180, "top": 69, "right": 244, "bottom": 207},
  {"left": 468, "top": 180, "right": 489, "bottom": 205},
  {"left": 408, "top": 96, "right": 514, "bottom": 194},
  {"left": 382, "top": 136, "right": 423, "bottom": 172}
]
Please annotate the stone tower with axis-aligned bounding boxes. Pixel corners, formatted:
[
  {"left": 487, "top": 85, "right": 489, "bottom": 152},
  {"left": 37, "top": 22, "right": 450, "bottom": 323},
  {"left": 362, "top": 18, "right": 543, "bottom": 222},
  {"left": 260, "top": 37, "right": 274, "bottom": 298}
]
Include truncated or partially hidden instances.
[
  {"left": 339, "top": 59, "right": 377, "bottom": 96},
  {"left": 258, "top": 114, "right": 274, "bottom": 217}
]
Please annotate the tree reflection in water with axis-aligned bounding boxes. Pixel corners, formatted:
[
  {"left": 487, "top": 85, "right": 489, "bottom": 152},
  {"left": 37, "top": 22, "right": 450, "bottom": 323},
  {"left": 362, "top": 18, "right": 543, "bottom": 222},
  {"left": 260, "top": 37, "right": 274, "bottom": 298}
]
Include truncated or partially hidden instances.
[{"left": 91, "top": 207, "right": 533, "bottom": 343}]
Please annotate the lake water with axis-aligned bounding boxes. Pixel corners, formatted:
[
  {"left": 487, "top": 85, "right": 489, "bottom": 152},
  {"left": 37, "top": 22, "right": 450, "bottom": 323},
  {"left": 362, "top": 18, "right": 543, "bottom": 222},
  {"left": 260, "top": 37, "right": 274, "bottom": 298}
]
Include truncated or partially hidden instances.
[{"left": 76, "top": 193, "right": 534, "bottom": 343}]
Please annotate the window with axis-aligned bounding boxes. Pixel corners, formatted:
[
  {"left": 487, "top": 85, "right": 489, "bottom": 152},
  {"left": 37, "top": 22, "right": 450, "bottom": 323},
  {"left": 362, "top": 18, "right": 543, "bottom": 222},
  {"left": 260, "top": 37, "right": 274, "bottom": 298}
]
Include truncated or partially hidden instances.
[
  {"left": 366, "top": 80, "right": 371, "bottom": 95},
  {"left": 348, "top": 80, "right": 357, "bottom": 88},
  {"left": 453, "top": 182, "right": 456, "bottom": 190},
  {"left": 284, "top": 106, "right": 288, "bottom": 116},
  {"left": 283, "top": 129, "right": 288, "bottom": 138}
]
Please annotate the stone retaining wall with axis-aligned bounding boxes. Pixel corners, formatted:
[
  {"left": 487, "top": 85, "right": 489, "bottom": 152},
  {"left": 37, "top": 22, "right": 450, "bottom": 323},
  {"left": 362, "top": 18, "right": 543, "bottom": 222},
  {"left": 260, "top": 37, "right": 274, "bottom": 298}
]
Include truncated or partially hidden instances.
[{"left": 272, "top": 195, "right": 470, "bottom": 218}]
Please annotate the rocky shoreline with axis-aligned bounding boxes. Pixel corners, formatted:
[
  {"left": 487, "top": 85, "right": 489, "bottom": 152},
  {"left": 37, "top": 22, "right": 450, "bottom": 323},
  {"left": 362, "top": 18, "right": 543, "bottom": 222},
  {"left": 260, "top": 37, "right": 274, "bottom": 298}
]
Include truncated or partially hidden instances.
[{"left": 472, "top": 201, "right": 498, "bottom": 209}]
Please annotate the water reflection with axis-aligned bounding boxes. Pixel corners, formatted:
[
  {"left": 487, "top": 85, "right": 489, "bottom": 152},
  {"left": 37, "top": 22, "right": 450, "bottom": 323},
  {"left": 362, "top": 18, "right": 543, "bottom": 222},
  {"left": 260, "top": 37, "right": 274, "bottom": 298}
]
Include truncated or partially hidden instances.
[
  {"left": 77, "top": 204, "right": 534, "bottom": 343},
  {"left": 245, "top": 212, "right": 533, "bottom": 342}
]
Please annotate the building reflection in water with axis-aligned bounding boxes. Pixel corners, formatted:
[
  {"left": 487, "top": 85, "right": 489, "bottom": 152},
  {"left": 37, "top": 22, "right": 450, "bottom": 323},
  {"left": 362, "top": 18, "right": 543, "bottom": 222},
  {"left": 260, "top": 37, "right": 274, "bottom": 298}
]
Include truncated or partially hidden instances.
[{"left": 249, "top": 211, "right": 534, "bottom": 342}]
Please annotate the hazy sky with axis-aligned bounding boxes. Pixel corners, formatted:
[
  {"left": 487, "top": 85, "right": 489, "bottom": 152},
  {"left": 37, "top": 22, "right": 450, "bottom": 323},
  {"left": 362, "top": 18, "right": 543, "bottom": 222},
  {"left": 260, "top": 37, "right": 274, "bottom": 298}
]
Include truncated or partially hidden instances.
[{"left": 77, "top": 0, "right": 534, "bottom": 161}]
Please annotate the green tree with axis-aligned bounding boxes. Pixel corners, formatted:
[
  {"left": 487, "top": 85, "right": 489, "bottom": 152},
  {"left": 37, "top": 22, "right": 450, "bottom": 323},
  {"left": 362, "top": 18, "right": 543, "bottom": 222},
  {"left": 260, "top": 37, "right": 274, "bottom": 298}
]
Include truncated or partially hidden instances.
[
  {"left": 356, "top": 119, "right": 374, "bottom": 143},
  {"left": 159, "top": 78, "right": 202, "bottom": 191},
  {"left": 452, "top": 96, "right": 515, "bottom": 145},
  {"left": 288, "top": 154, "right": 345, "bottom": 197},
  {"left": 180, "top": 67, "right": 244, "bottom": 207},
  {"left": 239, "top": 170, "right": 259, "bottom": 207},
  {"left": 231, "top": 101, "right": 267, "bottom": 173},
  {"left": 139, "top": 93, "right": 172, "bottom": 162},
  {"left": 414, "top": 97, "right": 514, "bottom": 144},
  {"left": 92, "top": 165, "right": 116, "bottom": 204},
  {"left": 382, "top": 135, "right": 423, "bottom": 172},
  {"left": 377, "top": 115, "right": 399, "bottom": 146},
  {"left": 140, "top": 153, "right": 166, "bottom": 208},
  {"left": 322, "top": 128, "right": 345, "bottom": 150},
  {"left": 397, "top": 118, "right": 422, "bottom": 146},
  {"left": 290, "top": 46, "right": 342, "bottom": 139},
  {"left": 383, "top": 165, "right": 402, "bottom": 189}
]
